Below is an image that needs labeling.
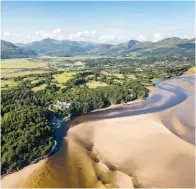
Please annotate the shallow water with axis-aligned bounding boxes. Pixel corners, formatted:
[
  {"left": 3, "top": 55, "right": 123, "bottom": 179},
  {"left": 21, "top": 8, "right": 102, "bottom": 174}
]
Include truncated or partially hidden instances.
[
  {"left": 69, "top": 75, "right": 195, "bottom": 144},
  {"left": 53, "top": 75, "right": 195, "bottom": 147}
]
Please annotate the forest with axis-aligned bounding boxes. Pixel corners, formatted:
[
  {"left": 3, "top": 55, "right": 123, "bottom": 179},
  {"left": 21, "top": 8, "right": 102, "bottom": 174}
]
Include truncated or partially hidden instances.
[{"left": 1, "top": 106, "right": 54, "bottom": 175}]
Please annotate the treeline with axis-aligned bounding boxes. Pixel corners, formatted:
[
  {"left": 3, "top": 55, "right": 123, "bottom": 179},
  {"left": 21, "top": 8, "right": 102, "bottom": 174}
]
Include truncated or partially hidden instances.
[
  {"left": 1, "top": 106, "right": 54, "bottom": 174},
  {"left": 53, "top": 80, "right": 147, "bottom": 117}
]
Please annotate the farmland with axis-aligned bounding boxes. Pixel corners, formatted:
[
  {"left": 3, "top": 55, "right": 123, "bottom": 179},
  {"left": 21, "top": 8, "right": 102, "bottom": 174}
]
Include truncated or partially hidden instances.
[
  {"left": 1, "top": 70, "right": 52, "bottom": 78},
  {"left": 32, "top": 84, "right": 48, "bottom": 92},
  {"left": 53, "top": 71, "right": 77, "bottom": 84},
  {"left": 86, "top": 81, "right": 108, "bottom": 88},
  {"left": 1, "top": 58, "right": 50, "bottom": 79},
  {"left": 1, "top": 80, "right": 18, "bottom": 90},
  {"left": 1, "top": 59, "right": 47, "bottom": 69}
]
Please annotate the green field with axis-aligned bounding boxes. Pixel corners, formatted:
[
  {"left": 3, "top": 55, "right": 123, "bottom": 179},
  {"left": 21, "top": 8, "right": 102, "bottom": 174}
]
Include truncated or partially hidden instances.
[
  {"left": 31, "top": 78, "right": 42, "bottom": 84},
  {"left": 53, "top": 71, "right": 77, "bottom": 83},
  {"left": 86, "top": 81, "right": 108, "bottom": 88},
  {"left": 112, "top": 74, "right": 125, "bottom": 79},
  {"left": 32, "top": 84, "right": 47, "bottom": 92},
  {"left": 1, "top": 59, "right": 47, "bottom": 69},
  {"left": 55, "top": 83, "right": 66, "bottom": 88},
  {"left": 1, "top": 69, "right": 52, "bottom": 78},
  {"left": 1, "top": 80, "right": 18, "bottom": 89},
  {"left": 127, "top": 74, "right": 136, "bottom": 79}
]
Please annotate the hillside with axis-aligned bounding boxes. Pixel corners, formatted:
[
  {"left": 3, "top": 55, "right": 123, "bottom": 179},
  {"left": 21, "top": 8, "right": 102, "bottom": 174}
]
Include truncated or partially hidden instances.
[
  {"left": 91, "top": 37, "right": 195, "bottom": 57},
  {"left": 21, "top": 38, "right": 98, "bottom": 56},
  {"left": 1, "top": 40, "right": 36, "bottom": 59},
  {"left": 1, "top": 37, "right": 195, "bottom": 58}
]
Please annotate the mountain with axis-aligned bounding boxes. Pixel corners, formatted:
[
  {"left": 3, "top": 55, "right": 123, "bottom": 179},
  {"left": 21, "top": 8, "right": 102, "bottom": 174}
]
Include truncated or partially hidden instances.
[
  {"left": 2, "top": 37, "right": 195, "bottom": 59},
  {"left": 23, "top": 38, "right": 99, "bottom": 56},
  {"left": 1, "top": 40, "right": 36, "bottom": 59},
  {"left": 92, "top": 37, "right": 195, "bottom": 57},
  {"left": 15, "top": 43, "right": 26, "bottom": 47},
  {"left": 128, "top": 40, "right": 139, "bottom": 49}
]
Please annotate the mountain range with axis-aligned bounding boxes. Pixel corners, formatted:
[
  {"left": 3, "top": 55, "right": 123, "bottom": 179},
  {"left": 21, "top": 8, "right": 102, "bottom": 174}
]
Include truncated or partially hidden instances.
[
  {"left": 1, "top": 37, "right": 195, "bottom": 59},
  {"left": 1, "top": 40, "right": 36, "bottom": 59}
]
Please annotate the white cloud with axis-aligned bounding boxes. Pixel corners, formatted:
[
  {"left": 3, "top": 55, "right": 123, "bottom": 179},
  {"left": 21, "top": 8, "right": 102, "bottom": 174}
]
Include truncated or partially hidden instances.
[
  {"left": 137, "top": 35, "right": 146, "bottom": 42},
  {"left": 3, "top": 31, "right": 19, "bottom": 37},
  {"left": 153, "top": 33, "right": 162, "bottom": 42},
  {"left": 52, "top": 28, "right": 62, "bottom": 34},
  {"left": 76, "top": 31, "right": 97, "bottom": 38},
  {"left": 35, "top": 30, "right": 54, "bottom": 38},
  {"left": 3, "top": 31, "right": 10, "bottom": 36},
  {"left": 99, "top": 35, "right": 117, "bottom": 42},
  {"left": 35, "top": 28, "right": 62, "bottom": 38},
  {"left": 33, "top": 28, "right": 129, "bottom": 44}
]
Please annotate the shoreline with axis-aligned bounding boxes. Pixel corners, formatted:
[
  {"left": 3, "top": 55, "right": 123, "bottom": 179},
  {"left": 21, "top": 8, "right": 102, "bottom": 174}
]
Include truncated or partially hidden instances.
[{"left": 1, "top": 74, "right": 195, "bottom": 188}]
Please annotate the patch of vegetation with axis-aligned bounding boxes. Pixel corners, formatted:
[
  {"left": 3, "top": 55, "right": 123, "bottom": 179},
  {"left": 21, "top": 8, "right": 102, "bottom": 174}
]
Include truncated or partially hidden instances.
[
  {"left": 4, "top": 70, "right": 52, "bottom": 78},
  {"left": 1, "top": 80, "right": 18, "bottom": 89},
  {"left": 127, "top": 74, "right": 136, "bottom": 79},
  {"left": 112, "top": 74, "right": 125, "bottom": 79},
  {"left": 32, "top": 84, "right": 47, "bottom": 92},
  {"left": 1, "top": 106, "right": 54, "bottom": 174},
  {"left": 55, "top": 83, "right": 66, "bottom": 89},
  {"left": 53, "top": 71, "right": 77, "bottom": 83},
  {"left": 1, "top": 59, "right": 47, "bottom": 69},
  {"left": 86, "top": 81, "right": 108, "bottom": 88}
]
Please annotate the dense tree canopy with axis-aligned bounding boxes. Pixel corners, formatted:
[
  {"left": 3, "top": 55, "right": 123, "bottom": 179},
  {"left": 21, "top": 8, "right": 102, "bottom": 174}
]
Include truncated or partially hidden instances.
[{"left": 1, "top": 106, "right": 54, "bottom": 174}]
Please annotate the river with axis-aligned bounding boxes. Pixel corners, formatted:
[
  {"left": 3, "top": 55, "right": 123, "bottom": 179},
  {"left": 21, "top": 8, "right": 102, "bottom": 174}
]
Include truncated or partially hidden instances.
[{"left": 65, "top": 75, "right": 195, "bottom": 144}]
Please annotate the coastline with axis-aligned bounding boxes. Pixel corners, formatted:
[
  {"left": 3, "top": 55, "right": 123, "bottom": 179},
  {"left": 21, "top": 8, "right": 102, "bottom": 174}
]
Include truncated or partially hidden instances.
[{"left": 1, "top": 74, "right": 195, "bottom": 188}]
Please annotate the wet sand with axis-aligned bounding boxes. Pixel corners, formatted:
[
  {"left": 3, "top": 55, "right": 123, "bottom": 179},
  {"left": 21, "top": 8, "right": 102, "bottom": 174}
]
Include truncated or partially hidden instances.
[{"left": 1, "top": 75, "right": 195, "bottom": 188}]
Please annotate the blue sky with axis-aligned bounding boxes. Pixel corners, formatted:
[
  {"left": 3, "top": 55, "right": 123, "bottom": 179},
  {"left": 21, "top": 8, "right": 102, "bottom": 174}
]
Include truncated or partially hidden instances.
[{"left": 1, "top": 1, "right": 195, "bottom": 44}]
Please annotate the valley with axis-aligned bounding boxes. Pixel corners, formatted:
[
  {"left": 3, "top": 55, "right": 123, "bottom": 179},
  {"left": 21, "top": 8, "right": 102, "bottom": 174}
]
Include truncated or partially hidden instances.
[{"left": 1, "top": 1, "right": 195, "bottom": 188}]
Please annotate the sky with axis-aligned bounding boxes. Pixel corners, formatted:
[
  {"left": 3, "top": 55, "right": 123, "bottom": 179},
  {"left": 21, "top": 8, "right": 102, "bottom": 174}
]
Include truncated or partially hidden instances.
[{"left": 1, "top": 1, "right": 195, "bottom": 44}]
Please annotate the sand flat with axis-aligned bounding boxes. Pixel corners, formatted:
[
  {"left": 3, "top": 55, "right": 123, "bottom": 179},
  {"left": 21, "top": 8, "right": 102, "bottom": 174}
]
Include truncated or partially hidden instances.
[{"left": 2, "top": 113, "right": 195, "bottom": 188}]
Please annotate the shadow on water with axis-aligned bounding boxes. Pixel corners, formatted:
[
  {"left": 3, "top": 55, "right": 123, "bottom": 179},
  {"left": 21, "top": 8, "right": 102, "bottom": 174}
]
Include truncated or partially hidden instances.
[
  {"left": 47, "top": 114, "right": 70, "bottom": 155},
  {"left": 54, "top": 120, "right": 70, "bottom": 150}
]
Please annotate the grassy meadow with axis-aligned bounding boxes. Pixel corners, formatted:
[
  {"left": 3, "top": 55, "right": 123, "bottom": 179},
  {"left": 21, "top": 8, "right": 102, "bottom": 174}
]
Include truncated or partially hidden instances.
[
  {"left": 32, "top": 84, "right": 48, "bottom": 92},
  {"left": 86, "top": 81, "right": 108, "bottom": 88},
  {"left": 1, "top": 59, "right": 47, "bottom": 69},
  {"left": 1, "top": 80, "right": 18, "bottom": 90},
  {"left": 1, "top": 70, "right": 52, "bottom": 78},
  {"left": 53, "top": 71, "right": 77, "bottom": 83}
]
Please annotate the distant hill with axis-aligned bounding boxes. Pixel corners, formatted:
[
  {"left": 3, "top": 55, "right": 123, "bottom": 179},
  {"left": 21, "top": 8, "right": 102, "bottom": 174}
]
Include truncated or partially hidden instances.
[
  {"left": 86, "top": 37, "right": 195, "bottom": 57},
  {"left": 99, "top": 37, "right": 195, "bottom": 57},
  {"left": 1, "top": 37, "right": 195, "bottom": 58},
  {"left": 1, "top": 40, "right": 36, "bottom": 59},
  {"left": 21, "top": 38, "right": 98, "bottom": 56}
]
